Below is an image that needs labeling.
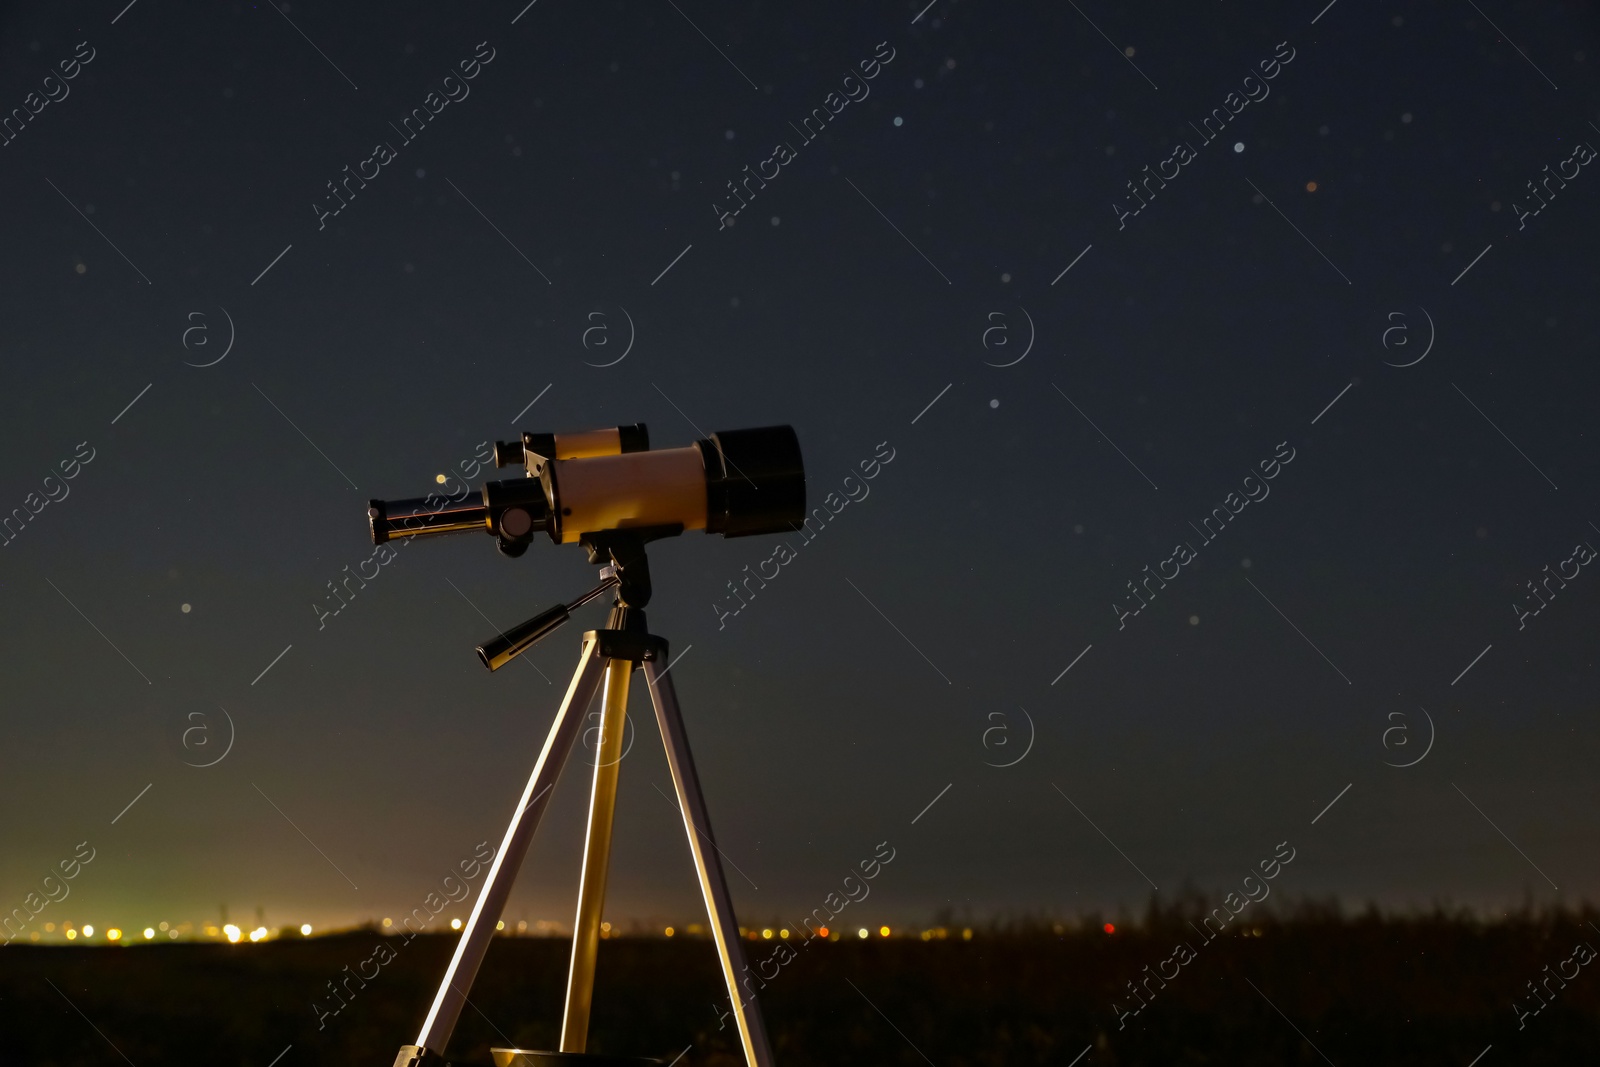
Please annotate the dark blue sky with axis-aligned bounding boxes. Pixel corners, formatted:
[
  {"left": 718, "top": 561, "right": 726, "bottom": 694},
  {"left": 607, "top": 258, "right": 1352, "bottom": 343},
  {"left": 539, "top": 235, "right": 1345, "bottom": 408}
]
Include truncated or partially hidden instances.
[{"left": 1, "top": 0, "right": 1597, "bottom": 939}]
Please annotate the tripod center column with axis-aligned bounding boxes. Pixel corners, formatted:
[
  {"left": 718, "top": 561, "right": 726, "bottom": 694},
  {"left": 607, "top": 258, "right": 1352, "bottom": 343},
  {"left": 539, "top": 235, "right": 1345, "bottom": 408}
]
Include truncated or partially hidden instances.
[{"left": 559, "top": 656, "right": 633, "bottom": 1052}]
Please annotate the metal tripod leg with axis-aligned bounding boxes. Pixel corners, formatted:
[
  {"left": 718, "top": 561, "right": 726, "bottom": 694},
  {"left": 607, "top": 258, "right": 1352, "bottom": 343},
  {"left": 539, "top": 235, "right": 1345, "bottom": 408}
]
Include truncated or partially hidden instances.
[
  {"left": 559, "top": 654, "right": 633, "bottom": 1051},
  {"left": 642, "top": 657, "right": 776, "bottom": 1067},
  {"left": 410, "top": 634, "right": 608, "bottom": 1058}
]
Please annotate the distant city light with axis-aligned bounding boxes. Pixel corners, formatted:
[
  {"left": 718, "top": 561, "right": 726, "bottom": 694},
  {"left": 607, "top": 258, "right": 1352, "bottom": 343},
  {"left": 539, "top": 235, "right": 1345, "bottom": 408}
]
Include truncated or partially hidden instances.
[
  {"left": 382, "top": 918, "right": 393, "bottom": 927},
  {"left": 249, "top": 927, "right": 268, "bottom": 942},
  {"left": 857, "top": 928, "right": 869, "bottom": 939},
  {"left": 301, "top": 924, "right": 313, "bottom": 936},
  {"left": 496, "top": 920, "right": 505, "bottom": 931},
  {"left": 761, "top": 928, "right": 773, "bottom": 939},
  {"left": 82, "top": 925, "right": 95, "bottom": 937},
  {"left": 158, "top": 922, "right": 169, "bottom": 931},
  {"left": 664, "top": 926, "right": 675, "bottom": 937},
  {"left": 44, "top": 923, "right": 55, "bottom": 932},
  {"left": 66, "top": 929, "right": 77, "bottom": 940},
  {"left": 1103, "top": 922, "right": 1116, "bottom": 934},
  {"left": 879, "top": 926, "right": 890, "bottom": 938},
  {"left": 144, "top": 928, "right": 155, "bottom": 939},
  {"left": 107, "top": 928, "right": 122, "bottom": 941},
  {"left": 451, "top": 918, "right": 463, "bottom": 930},
  {"left": 962, "top": 928, "right": 973, "bottom": 940},
  {"left": 779, "top": 929, "right": 790, "bottom": 938},
  {"left": 223, "top": 924, "right": 241, "bottom": 943}
]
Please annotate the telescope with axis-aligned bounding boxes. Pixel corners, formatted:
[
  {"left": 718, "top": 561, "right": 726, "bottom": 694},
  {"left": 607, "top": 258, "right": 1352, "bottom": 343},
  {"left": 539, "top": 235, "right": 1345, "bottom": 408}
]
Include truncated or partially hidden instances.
[
  {"left": 369, "top": 423, "right": 803, "bottom": 1067},
  {"left": 369, "top": 423, "right": 805, "bottom": 556}
]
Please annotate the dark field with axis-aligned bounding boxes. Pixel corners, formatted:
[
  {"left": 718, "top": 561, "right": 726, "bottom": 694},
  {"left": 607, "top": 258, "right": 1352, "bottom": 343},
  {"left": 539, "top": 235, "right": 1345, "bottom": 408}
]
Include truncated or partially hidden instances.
[{"left": 6, "top": 907, "right": 1600, "bottom": 1066}]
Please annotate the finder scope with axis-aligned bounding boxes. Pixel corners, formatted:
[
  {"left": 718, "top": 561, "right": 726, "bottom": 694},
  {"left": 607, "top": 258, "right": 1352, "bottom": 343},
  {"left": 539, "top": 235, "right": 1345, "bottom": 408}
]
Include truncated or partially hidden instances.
[{"left": 368, "top": 423, "right": 805, "bottom": 557}]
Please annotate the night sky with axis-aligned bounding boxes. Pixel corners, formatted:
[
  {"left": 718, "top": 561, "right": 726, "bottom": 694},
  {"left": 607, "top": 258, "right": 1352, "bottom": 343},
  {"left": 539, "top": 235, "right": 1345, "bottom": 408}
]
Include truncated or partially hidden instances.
[{"left": 2, "top": 0, "right": 1598, "bottom": 945}]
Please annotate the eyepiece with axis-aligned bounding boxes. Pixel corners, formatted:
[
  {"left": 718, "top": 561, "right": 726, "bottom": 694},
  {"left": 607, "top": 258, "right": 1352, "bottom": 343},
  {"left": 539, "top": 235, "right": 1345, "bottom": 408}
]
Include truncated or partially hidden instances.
[
  {"left": 617, "top": 423, "right": 649, "bottom": 453},
  {"left": 492, "top": 440, "right": 524, "bottom": 469}
]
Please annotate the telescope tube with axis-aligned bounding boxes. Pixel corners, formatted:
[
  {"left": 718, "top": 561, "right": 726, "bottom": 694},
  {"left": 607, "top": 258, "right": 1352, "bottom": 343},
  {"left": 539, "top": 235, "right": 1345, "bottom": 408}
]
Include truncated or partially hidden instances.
[
  {"left": 367, "top": 424, "right": 805, "bottom": 548},
  {"left": 541, "top": 426, "right": 805, "bottom": 542}
]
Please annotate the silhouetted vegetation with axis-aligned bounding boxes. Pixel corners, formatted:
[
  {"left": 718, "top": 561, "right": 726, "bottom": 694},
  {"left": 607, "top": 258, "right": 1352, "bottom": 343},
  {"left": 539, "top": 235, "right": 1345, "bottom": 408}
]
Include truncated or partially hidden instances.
[{"left": 7, "top": 902, "right": 1600, "bottom": 1065}]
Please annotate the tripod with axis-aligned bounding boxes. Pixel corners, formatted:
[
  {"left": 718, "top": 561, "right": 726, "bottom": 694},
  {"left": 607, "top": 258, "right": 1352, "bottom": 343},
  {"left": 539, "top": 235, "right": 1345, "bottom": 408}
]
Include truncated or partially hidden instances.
[{"left": 393, "top": 532, "right": 776, "bottom": 1067}]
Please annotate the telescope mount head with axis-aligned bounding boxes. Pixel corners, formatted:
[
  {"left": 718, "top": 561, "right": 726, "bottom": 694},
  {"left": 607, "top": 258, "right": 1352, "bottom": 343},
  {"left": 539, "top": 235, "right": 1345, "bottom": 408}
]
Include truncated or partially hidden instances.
[{"left": 578, "top": 525, "right": 681, "bottom": 611}]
